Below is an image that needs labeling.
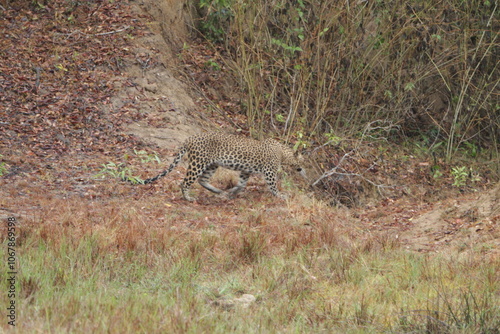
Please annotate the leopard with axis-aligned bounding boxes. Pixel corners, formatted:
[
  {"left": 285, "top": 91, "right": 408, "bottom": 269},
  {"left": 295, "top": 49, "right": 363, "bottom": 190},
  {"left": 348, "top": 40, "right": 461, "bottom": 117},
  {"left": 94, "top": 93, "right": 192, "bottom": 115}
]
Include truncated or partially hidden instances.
[{"left": 142, "top": 132, "right": 305, "bottom": 201}]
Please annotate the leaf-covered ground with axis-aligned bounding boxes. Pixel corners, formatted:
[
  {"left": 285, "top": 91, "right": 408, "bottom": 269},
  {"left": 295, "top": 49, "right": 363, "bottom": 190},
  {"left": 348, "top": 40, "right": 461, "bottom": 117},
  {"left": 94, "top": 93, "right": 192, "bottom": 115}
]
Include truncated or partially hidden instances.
[{"left": 1, "top": 1, "right": 148, "bottom": 164}]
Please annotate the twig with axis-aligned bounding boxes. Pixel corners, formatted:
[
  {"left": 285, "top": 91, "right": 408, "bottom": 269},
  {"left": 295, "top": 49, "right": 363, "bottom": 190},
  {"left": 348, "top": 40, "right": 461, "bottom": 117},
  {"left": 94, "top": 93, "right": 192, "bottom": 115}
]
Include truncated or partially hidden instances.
[
  {"left": 94, "top": 26, "right": 131, "bottom": 36},
  {"left": 311, "top": 138, "right": 341, "bottom": 154},
  {"left": 361, "top": 120, "right": 399, "bottom": 141},
  {"left": 53, "top": 26, "right": 131, "bottom": 38},
  {"left": 311, "top": 150, "right": 354, "bottom": 186}
]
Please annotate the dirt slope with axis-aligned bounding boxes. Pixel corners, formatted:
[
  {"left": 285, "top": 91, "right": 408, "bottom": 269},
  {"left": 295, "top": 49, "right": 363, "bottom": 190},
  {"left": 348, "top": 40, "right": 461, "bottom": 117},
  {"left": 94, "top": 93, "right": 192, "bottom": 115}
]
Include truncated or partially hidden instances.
[
  {"left": 118, "top": 0, "right": 206, "bottom": 149},
  {"left": 360, "top": 184, "right": 500, "bottom": 256}
]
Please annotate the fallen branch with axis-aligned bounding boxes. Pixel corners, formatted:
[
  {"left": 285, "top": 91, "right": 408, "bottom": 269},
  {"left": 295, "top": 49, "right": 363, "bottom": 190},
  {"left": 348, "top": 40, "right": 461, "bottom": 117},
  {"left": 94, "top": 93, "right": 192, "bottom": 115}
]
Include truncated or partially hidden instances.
[
  {"left": 311, "top": 150, "right": 353, "bottom": 186},
  {"left": 94, "top": 26, "right": 131, "bottom": 36},
  {"left": 53, "top": 26, "right": 131, "bottom": 39},
  {"left": 311, "top": 150, "right": 396, "bottom": 195}
]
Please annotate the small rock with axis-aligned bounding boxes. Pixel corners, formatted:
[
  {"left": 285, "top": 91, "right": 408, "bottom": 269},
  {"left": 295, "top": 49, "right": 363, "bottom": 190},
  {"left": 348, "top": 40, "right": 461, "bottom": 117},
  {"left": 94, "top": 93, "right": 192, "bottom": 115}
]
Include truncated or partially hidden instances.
[
  {"left": 233, "top": 294, "right": 256, "bottom": 308},
  {"left": 213, "top": 294, "right": 256, "bottom": 309}
]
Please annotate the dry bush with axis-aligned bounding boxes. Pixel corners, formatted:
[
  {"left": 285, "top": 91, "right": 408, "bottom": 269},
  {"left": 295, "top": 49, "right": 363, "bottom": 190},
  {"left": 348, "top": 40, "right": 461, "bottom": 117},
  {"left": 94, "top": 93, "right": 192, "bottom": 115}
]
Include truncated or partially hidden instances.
[{"left": 197, "top": 0, "right": 499, "bottom": 157}]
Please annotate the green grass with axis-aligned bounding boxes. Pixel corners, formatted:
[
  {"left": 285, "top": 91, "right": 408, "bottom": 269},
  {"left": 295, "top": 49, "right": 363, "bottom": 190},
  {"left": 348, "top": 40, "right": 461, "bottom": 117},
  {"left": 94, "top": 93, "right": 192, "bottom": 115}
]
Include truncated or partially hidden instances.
[{"left": 3, "top": 196, "right": 499, "bottom": 333}]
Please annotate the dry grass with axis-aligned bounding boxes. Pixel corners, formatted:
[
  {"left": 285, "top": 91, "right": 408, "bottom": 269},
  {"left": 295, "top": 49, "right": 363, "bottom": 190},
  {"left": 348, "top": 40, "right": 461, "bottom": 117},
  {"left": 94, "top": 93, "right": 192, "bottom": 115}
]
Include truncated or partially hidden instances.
[{"left": 1, "top": 176, "right": 499, "bottom": 333}]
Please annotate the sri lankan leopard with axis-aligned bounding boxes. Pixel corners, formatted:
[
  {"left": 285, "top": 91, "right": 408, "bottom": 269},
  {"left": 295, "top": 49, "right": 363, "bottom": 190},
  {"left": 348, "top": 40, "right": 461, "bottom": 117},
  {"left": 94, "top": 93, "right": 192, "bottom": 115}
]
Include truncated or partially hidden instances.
[{"left": 142, "top": 132, "right": 305, "bottom": 201}]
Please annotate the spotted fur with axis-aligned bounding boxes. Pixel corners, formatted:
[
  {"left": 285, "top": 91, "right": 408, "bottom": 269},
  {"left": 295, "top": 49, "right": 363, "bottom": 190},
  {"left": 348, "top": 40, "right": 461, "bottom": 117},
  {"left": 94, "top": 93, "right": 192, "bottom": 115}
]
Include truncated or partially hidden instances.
[{"left": 143, "top": 132, "right": 304, "bottom": 201}]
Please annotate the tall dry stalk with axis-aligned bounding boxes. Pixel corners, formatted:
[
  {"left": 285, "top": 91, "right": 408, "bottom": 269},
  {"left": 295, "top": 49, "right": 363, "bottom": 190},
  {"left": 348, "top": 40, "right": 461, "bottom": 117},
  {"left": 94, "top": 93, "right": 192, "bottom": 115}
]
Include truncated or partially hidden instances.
[{"left": 198, "top": 0, "right": 498, "bottom": 153}]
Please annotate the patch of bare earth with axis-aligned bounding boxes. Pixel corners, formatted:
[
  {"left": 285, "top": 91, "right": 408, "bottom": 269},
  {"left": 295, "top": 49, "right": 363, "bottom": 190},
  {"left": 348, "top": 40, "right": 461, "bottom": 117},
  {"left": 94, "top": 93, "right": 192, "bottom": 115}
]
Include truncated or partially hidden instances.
[{"left": 360, "top": 184, "right": 499, "bottom": 257}]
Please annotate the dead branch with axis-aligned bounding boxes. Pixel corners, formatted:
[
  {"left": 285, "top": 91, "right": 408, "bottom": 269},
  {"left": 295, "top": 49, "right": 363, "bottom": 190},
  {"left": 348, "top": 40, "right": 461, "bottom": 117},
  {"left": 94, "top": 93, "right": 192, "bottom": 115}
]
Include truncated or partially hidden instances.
[
  {"left": 311, "top": 150, "right": 396, "bottom": 195},
  {"left": 311, "top": 150, "right": 354, "bottom": 186},
  {"left": 94, "top": 26, "right": 131, "bottom": 36}
]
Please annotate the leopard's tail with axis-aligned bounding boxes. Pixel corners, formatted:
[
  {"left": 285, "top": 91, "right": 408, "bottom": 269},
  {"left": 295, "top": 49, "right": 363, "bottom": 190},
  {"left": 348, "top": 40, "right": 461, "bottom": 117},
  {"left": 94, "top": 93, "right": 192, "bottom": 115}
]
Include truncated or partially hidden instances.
[{"left": 143, "top": 146, "right": 187, "bottom": 184}]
